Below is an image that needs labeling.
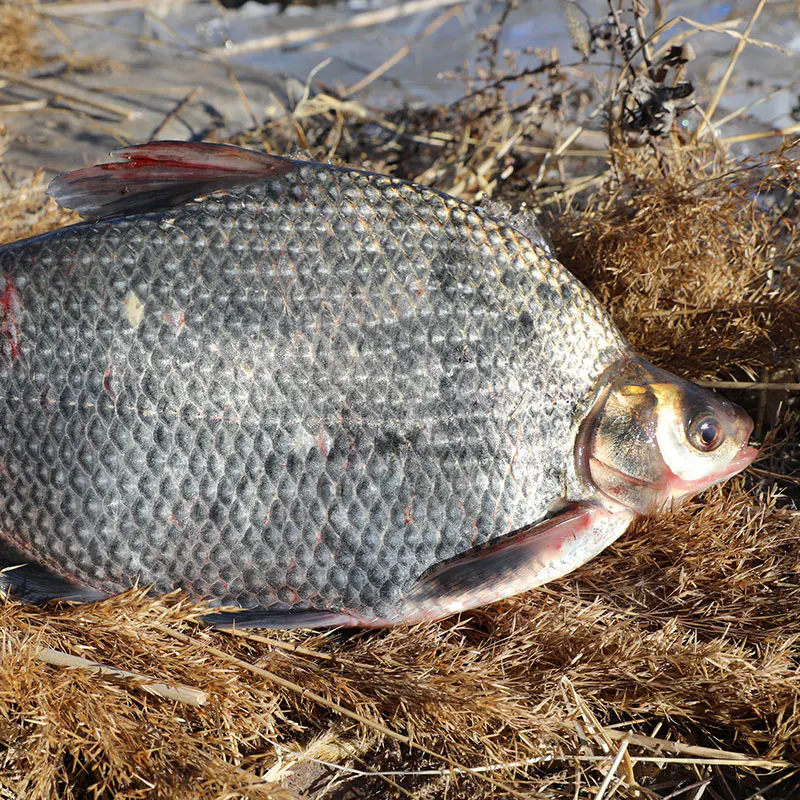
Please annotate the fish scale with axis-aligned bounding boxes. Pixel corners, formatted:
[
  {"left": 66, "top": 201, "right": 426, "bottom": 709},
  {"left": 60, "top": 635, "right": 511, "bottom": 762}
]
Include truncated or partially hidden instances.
[{"left": 0, "top": 153, "right": 634, "bottom": 623}]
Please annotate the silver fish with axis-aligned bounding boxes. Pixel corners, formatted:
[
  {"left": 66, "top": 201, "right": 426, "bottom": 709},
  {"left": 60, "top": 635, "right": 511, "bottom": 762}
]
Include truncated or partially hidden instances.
[{"left": 0, "top": 142, "right": 757, "bottom": 627}]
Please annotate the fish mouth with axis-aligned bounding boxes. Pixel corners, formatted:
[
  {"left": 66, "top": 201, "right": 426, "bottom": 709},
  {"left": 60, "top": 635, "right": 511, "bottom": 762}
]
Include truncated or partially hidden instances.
[
  {"left": 668, "top": 440, "right": 759, "bottom": 502},
  {"left": 693, "top": 440, "right": 758, "bottom": 485},
  {"left": 728, "top": 442, "right": 760, "bottom": 474}
]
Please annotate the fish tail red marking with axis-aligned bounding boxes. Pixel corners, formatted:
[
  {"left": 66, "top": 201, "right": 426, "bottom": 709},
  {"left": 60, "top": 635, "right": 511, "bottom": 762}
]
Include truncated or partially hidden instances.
[
  {"left": 47, "top": 141, "right": 298, "bottom": 220},
  {"left": 316, "top": 427, "right": 329, "bottom": 458},
  {"left": 0, "top": 277, "right": 22, "bottom": 361},
  {"left": 103, "top": 364, "right": 116, "bottom": 401}
]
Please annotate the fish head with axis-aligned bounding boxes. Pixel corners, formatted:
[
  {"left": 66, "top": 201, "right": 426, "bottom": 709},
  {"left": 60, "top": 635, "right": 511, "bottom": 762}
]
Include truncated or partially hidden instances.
[{"left": 577, "top": 358, "right": 758, "bottom": 515}]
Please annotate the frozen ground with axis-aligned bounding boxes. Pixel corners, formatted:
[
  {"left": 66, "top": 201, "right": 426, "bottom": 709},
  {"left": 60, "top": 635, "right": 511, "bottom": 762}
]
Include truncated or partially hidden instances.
[{"left": 1, "top": 0, "right": 798, "bottom": 177}]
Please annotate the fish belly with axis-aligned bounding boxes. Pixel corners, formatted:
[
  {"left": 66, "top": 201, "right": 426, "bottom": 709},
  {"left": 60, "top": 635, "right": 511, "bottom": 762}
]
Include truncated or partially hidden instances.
[{"left": 0, "top": 164, "right": 626, "bottom": 620}]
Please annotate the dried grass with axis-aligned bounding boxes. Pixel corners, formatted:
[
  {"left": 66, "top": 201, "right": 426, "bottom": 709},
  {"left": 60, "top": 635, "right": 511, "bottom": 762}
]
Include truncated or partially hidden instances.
[
  {"left": 0, "top": 172, "right": 76, "bottom": 247},
  {"left": 1, "top": 2, "right": 799, "bottom": 798},
  {"left": 0, "top": 1, "right": 41, "bottom": 73},
  {"left": 549, "top": 147, "right": 800, "bottom": 377}
]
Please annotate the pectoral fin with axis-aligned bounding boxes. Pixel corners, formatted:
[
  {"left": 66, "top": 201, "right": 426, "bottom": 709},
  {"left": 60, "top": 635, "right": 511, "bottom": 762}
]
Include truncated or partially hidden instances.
[{"left": 399, "top": 502, "right": 632, "bottom": 624}]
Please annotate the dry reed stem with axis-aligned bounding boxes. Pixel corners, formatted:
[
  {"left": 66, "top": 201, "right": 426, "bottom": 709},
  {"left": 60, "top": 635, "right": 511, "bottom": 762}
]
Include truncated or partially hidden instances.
[
  {"left": 714, "top": 80, "right": 800, "bottom": 129},
  {"left": 43, "top": 0, "right": 193, "bottom": 15},
  {"left": 344, "top": 5, "right": 462, "bottom": 97},
  {"left": 34, "top": 646, "right": 208, "bottom": 707},
  {"left": 0, "top": 70, "right": 140, "bottom": 120},
  {"left": 0, "top": 99, "right": 48, "bottom": 115},
  {"left": 594, "top": 736, "right": 632, "bottom": 800},
  {"left": 676, "top": 14, "right": 787, "bottom": 55},
  {"left": 697, "top": 0, "right": 768, "bottom": 136},
  {"left": 696, "top": 381, "right": 800, "bottom": 392},
  {"left": 208, "top": 0, "right": 465, "bottom": 58}
]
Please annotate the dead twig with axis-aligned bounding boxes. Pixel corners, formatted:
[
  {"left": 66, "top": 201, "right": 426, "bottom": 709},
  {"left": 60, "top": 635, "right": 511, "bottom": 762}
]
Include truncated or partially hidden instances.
[
  {"left": 345, "top": 4, "right": 462, "bottom": 96},
  {"left": 149, "top": 87, "right": 203, "bottom": 141},
  {"left": 34, "top": 646, "right": 208, "bottom": 707},
  {"left": 722, "top": 123, "right": 800, "bottom": 144},
  {"left": 0, "top": 69, "right": 140, "bottom": 120},
  {"left": 209, "top": 0, "right": 464, "bottom": 58},
  {"left": 742, "top": 769, "right": 800, "bottom": 800},
  {"left": 696, "top": 0, "right": 769, "bottom": 139}
]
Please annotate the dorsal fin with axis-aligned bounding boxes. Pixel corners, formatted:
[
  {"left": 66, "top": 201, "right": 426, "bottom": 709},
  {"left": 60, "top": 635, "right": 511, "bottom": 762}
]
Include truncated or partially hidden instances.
[{"left": 47, "top": 141, "right": 297, "bottom": 220}]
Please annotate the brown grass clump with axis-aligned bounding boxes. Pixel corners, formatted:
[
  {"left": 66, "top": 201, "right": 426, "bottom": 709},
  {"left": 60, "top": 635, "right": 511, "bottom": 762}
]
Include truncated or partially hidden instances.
[
  {"left": 0, "top": 1, "right": 42, "bottom": 73},
  {"left": 0, "top": 172, "right": 77, "bottom": 247},
  {"left": 549, "top": 147, "right": 800, "bottom": 379},
  {"left": 1, "top": 2, "right": 800, "bottom": 798}
]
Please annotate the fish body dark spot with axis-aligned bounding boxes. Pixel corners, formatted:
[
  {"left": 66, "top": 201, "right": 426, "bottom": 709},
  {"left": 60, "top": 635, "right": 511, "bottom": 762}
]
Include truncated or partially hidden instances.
[{"left": 536, "top": 282, "right": 558, "bottom": 307}]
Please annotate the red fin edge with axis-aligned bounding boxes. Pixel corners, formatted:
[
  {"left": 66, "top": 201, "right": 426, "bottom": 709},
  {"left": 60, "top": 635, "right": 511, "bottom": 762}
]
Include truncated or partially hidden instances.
[{"left": 47, "top": 141, "right": 297, "bottom": 220}]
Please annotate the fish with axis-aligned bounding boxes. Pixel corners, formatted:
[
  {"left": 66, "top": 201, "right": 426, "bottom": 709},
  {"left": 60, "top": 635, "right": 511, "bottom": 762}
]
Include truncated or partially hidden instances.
[{"left": 0, "top": 141, "right": 757, "bottom": 628}]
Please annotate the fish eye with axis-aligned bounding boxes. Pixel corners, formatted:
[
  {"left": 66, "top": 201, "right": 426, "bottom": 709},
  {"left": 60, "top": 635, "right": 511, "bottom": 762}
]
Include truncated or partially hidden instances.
[{"left": 687, "top": 413, "right": 724, "bottom": 452}]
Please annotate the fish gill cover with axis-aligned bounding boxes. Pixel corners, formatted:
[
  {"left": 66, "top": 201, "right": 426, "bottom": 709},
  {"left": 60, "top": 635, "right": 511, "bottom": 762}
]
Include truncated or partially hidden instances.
[{"left": 0, "top": 1, "right": 799, "bottom": 798}]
